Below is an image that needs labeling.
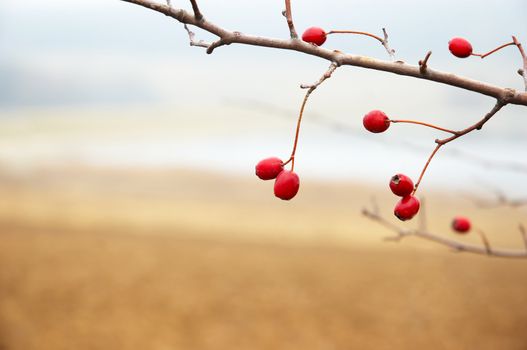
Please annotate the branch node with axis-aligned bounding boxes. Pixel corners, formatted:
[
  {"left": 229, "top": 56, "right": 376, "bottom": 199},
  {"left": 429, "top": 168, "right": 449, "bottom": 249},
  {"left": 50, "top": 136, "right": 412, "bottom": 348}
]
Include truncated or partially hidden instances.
[{"left": 419, "top": 51, "right": 432, "bottom": 74}]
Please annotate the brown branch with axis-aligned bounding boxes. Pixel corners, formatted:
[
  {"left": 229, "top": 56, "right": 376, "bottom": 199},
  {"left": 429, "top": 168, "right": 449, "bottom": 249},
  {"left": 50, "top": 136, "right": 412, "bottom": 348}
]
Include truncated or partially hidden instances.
[
  {"left": 512, "top": 36, "right": 527, "bottom": 91},
  {"left": 120, "top": 0, "right": 527, "bottom": 106},
  {"left": 436, "top": 99, "right": 507, "bottom": 145},
  {"left": 283, "top": 0, "right": 298, "bottom": 39},
  {"left": 189, "top": 0, "right": 203, "bottom": 20},
  {"left": 363, "top": 207, "right": 527, "bottom": 258}
]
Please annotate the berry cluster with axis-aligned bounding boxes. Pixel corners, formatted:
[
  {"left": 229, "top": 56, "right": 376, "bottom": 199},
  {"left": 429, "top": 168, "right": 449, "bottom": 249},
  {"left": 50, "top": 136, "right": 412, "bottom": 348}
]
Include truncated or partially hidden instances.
[
  {"left": 255, "top": 157, "right": 299, "bottom": 200},
  {"left": 254, "top": 26, "right": 523, "bottom": 222}
]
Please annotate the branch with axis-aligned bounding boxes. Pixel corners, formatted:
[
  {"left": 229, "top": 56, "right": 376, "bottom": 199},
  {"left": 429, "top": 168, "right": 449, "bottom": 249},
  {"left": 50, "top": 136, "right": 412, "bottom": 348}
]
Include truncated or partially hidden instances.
[
  {"left": 363, "top": 207, "right": 527, "bottom": 258},
  {"left": 183, "top": 24, "right": 210, "bottom": 48},
  {"left": 188, "top": 0, "right": 203, "bottom": 20},
  {"left": 283, "top": 0, "right": 298, "bottom": 39},
  {"left": 512, "top": 36, "right": 527, "bottom": 91},
  {"left": 120, "top": 0, "right": 527, "bottom": 106}
]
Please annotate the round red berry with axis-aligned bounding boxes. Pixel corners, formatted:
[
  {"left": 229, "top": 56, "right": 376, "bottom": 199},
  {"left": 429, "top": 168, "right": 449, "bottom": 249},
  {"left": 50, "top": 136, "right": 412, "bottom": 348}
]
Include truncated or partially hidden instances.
[
  {"left": 255, "top": 157, "right": 284, "bottom": 180},
  {"left": 389, "top": 174, "right": 414, "bottom": 197},
  {"left": 394, "top": 195, "right": 420, "bottom": 221},
  {"left": 363, "top": 110, "right": 390, "bottom": 133},
  {"left": 274, "top": 170, "right": 300, "bottom": 200},
  {"left": 452, "top": 216, "right": 471, "bottom": 233},
  {"left": 448, "top": 37, "right": 473, "bottom": 58},
  {"left": 301, "top": 27, "right": 327, "bottom": 46}
]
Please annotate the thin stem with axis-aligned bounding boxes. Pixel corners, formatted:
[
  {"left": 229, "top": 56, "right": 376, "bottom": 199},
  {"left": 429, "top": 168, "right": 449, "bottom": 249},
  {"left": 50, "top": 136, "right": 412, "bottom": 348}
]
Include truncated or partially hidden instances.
[
  {"left": 472, "top": 42, "right": 515, "bottom": 58},
  {"left": 520, "top": 224, "right": 527, "bottom": 252},
  {"left": 327, "top": 30, "right": 384, "bottom": 43},
  {"left": 476, "top": 229, "right": 492, "bottom": 255},
  {"left": 283, "top": 0, "right": 298, "bottom": 39},
  {"left": 363, "top": 207, "right": 527, "bottom": 258},
  {"left": 390, "top": 119, "right": 458, "bottom": 135},
  {"left": 512, "top": 36, "right": 527, "bottom": 91},
  {"left": 285, "top": 62, "right": 338, "bottom": 171},
  {"left": 288, "top": 91, "right": 311, "bottom": 171},
  {"left": 413, "top": 144, "right": 442, "bottom": 195}
]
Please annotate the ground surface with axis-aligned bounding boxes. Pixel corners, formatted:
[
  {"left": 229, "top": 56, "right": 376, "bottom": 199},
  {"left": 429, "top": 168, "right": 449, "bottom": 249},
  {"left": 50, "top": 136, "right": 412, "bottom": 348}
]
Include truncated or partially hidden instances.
[{"left": 0, "top": 167, "right": 526, "bottom": 350}]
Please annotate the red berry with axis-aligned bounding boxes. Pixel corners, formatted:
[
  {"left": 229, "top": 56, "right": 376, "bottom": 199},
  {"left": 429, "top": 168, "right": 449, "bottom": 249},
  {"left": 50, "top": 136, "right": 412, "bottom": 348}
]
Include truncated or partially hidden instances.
[
  {"left": 274, "top": 170, "right": 300, "bottom": 200},
  {"left": 394, "top": 195, "right": 420, "bottom": 221},
  {"left": 255, "top": 157, "right": 284, "bottom": 180},
  {"left": 363, "top": 110, "right": 390, "bottom": 133},
  {"left": 452, "top": 216, "right": 471, "bottom": 233},
  {"left": 302, "top": 27, "right": 327, "bottom": 46},
  {"left": 389, "top": 174, "right": 414, "bottom": 197},
  {"left": 448, "top": 37, "right": 473, "bottom": 58}
]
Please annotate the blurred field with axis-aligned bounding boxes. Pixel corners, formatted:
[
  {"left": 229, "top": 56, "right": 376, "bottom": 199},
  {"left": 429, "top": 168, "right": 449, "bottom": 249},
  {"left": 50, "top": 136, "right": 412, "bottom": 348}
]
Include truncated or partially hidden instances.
[{"left": 0, "top": 166, "right": 526, "bottom": 350}]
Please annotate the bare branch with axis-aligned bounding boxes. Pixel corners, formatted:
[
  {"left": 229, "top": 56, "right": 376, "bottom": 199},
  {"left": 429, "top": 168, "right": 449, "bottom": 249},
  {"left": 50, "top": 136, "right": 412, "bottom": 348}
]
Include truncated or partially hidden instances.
[
  {"left": 183, "top": 24, "right": 210, "bottom": 48},
  {"left": 363, "top": 207, "right": 527, "bottom": 258},
  {"left": 381, "top": 28, "right": 396, "bottom": 60},
  {"left": 120, "top": 0, "right": 527, "bottom": 106},
  {"left": 476, "top": 229, "right": 492, "bottom": 255},
  {"left": 189, "top": 0, "right": 203, "bottom": 20},
  {"left": 283, "top": 0, "right": 298, "bottom": 39},
  {"left": 520, "top": 224, "right": 527, "bottom": 252},
  {"left": 512, "top": 36, "right": 527, "bottom": 91}
]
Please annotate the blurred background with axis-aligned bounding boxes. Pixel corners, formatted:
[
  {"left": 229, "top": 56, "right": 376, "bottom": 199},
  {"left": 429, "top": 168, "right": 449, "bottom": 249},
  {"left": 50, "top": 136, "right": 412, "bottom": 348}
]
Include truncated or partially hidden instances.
[{"left": 0, "top": 1, "right": 526, "bottom": 349}]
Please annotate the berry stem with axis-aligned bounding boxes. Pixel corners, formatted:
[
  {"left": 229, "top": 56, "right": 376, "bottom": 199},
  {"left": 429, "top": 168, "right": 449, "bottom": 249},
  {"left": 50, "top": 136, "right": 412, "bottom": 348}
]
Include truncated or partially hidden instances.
[
  {"left": 390, "top": 119, "right": 458, "bottom": 134},
  {"left": 327, "top": 28, "right": 396, "bottom": 59},
  {"left": 286, "top": 62, "right": 338, "bottom": 171},
  {"left": 327, "top": 30, "right": 384, "bottom": 43},
  {"left": 412, "top": 144, "right": 442, "bottom": 195},
  {"left": 472, "top": 41, "right": 515, "bottom": 58}
]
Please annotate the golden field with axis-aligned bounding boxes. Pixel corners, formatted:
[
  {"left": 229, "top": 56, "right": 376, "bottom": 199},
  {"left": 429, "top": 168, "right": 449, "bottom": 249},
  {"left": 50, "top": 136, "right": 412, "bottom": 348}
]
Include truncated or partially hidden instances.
[{"left": 0, "top": 166, "right": 526, "bottom": 349}]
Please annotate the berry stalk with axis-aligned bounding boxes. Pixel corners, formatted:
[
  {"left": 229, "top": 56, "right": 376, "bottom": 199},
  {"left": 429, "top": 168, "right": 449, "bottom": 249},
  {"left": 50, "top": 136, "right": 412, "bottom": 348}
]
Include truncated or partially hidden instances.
[{"left": 390, "top": 119, "right": 458, "bottom": 134}]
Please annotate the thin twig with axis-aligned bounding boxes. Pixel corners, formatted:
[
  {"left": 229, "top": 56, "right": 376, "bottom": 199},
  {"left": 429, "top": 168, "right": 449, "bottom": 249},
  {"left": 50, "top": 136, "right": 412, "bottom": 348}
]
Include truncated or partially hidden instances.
[
  {"left": 362, "top": 207, "right": 527, "bottom": 258},
  {"left": 419, "top": 51, "right": 432, "bottom": 73},
  {"left": 520, "top": 224, "right": 527, "bottom": 252},
  {"left": 120, "top": 0, "right": 527, "bottom": 106},
  {"left": 476, "top": 229, "right": 492, "bottom": 255},
  {"left": 183, "top": 24, "right": 210, "bottom": 48},
  {"left": 512, "top": 36, "right": 527, "bottom": 91},
  {"left": 283, "top": 0, "right": 298, "bottom": 39}
]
